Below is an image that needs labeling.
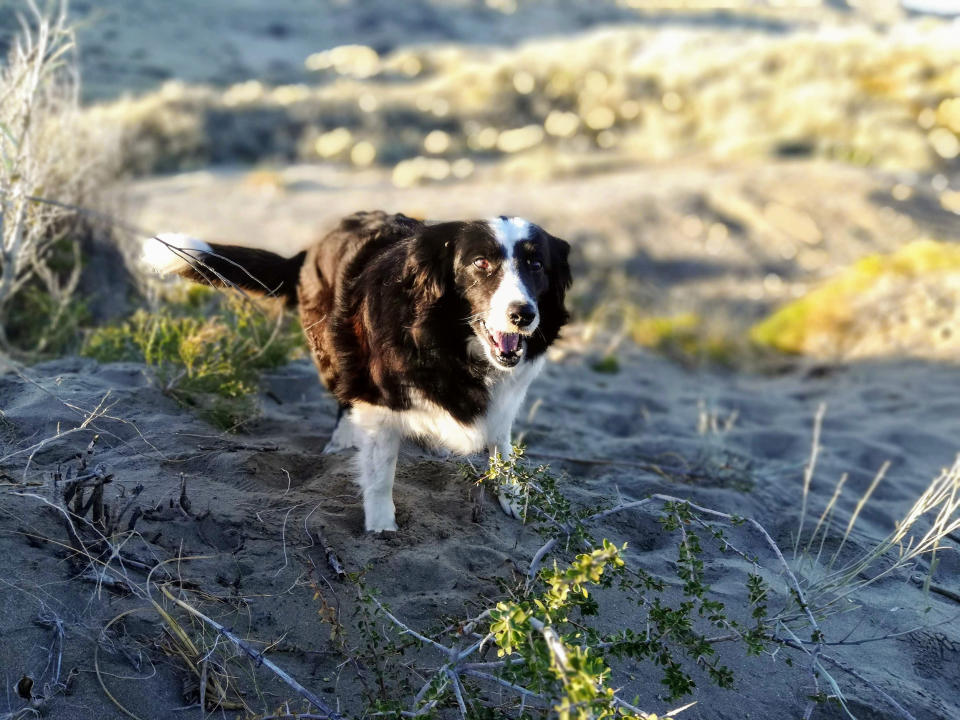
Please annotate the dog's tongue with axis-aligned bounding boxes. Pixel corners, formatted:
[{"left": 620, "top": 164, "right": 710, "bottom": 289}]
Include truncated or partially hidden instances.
[{"left": 492, "top": 331, "right": 520, "bottom": 354}]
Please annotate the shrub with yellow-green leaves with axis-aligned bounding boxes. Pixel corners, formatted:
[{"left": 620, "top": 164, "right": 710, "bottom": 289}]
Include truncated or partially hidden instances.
[
  {"left": 751, "top": 239, "right": 960, "bottom": 361},
  {"left": 82, "top": 289, "right": 303, "bottom": 428},
  {"left": 335, "top": 451, "right": 779, "bottom": 719}
]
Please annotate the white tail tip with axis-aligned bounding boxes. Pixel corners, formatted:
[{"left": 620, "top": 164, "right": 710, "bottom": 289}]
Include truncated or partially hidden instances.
[{"left": 141, "top": 233, "right": 212, "bottom": 275}]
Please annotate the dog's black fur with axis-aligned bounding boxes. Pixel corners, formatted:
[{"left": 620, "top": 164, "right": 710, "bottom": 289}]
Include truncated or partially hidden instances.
[
  {"left": 175, "top": 211, "right": 571, "bottom": 424},
  {"left": 149, "top": 211, "right": 573, "bottom": 530}
]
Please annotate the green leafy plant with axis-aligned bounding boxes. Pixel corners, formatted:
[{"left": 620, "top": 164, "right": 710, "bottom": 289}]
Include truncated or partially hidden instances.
[
  {"left": 319, "top": 449, "right": 800, "bottom": 719},
  {"left": 325, "top": 436, "right": 958, "bottom": 719},
  {"left": 82, "top": 289, "right": 303, "bottom": 429}
]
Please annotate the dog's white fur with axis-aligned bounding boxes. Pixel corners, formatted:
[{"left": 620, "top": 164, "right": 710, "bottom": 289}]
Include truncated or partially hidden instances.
[
  {"left": 340, "top": 355, "right": 545, "bottom": 531},
  {"left": 486, "top": 217, "right": 540, "bottom": 338},
  {"left": 142, "top": 233, "right": 213, "bottom": 275}
]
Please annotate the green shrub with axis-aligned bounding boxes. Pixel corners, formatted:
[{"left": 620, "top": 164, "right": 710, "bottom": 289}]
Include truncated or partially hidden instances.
[
  {"left": 326, "top": 445, "right": 953, "bottom": 719},
  {"left": 3, "top": 271, "right": 90, "bottom": 356},
  {"left": 330, "top": 450, "right": 773, "bottom": 719},
  {"left": 83, "top": 292, "right": 304, "bottom": 429},
  {"left": 590, "top": 355, "right": 620, "bottom": 374},
  {"left": 750, "top": 239, "right": 960, "bottom": 355}
]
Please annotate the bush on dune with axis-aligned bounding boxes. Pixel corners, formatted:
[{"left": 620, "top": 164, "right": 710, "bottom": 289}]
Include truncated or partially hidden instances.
[
  {"left": 751, "top": 239, "right": 960, "bottom": 361},
  {"left": 83, "top": 287, "right": 304, "bottom": 429},
  {"left": 0, "top": 0, "right": 121, "bottom": 358}
]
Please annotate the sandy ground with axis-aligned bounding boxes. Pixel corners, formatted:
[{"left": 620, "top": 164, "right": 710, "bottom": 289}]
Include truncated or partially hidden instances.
[
  {"left": 122, "top": 158, "right": 960, "bottom": 330},
  {"left": 3, "top": 142, "right": 959, "bottom": 720},
  {"left": 2, "top": 330, "right": 960, "bottom": 719}
]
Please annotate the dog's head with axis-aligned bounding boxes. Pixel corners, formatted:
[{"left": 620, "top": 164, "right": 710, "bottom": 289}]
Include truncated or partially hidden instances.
[{"left": 404, "top": 216, "right": 572, "bottom": 370}]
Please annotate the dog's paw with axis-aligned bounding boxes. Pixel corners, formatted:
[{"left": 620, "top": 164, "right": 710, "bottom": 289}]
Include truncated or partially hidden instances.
[
  {"left": 324, "top": 420, "right": 360, "bottom": 454},
  {"left": 366, "top": 520, "right": 398, "bottom": 533},
  {"left": 364, "top": 502, "right": 398, "bottom": 533},
  {"left": 323, "top": 415, "right": 363, "bottom": 455},
  {"left": 497, "top": 482, "right": 525, "bottom": 520}
]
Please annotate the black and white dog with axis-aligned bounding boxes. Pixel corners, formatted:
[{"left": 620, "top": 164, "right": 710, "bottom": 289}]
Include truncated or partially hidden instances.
[{"left": 143, "top": 212, "right": 571, "bottom": 531}]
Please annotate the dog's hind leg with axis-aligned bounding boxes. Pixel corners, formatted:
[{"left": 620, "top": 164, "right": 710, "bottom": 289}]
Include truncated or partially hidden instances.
[{"left": 356, "top": 424, "right": 401, "bottom": 532}]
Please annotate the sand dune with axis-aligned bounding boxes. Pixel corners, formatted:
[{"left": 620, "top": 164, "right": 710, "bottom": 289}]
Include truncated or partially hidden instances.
[{"left": 2, "top": 333, "right": 959, "bottom": 718}]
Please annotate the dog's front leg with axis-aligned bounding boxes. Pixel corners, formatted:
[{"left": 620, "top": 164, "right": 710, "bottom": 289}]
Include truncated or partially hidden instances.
[
  {"left": 489, "top": 434, "right": 524, "bottom": 520},
  {"left": 357, "top": 425, "right": 401, "bottom": 532},
  {"left": 324, "top": 405, "right": 362, "bottom": 453}
]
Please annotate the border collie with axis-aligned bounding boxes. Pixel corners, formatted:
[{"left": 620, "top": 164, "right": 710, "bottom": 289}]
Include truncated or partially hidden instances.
[{"left": 143, "top": 212, "right": 572, "bottom": 532}]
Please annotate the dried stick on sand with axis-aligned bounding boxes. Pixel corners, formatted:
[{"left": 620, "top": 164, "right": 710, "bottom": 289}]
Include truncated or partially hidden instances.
[
  {"left": 158, "top": 584, "right": 346, "bottom": 720},
  {"left": 309, "top": 524, "right": 347, "bottom": 580}
]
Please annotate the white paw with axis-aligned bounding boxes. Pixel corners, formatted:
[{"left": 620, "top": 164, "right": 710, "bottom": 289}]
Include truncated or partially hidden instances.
[
  {"left": 324, "top": 418, "right": 360, "bottom": 454},
  {"left": 323, "top": 437, "right": 356, "bottom": 454},
  {"left": 366, "top": 519, "right": 398, "bottom": 533},
  {"left": 364, "top": 500, "right": 397, "bottom": 533},
  {"left": 497, "top": 481, "right": 525, "bottom": 520}
]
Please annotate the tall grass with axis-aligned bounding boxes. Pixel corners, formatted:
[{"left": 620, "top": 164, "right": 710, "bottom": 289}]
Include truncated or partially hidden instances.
[{"left": 0, "top": 0, "right": 120, "bottom": 356}]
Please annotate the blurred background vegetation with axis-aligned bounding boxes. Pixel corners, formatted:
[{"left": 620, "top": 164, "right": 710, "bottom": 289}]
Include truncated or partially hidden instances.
[{"left": 1, "top": 0, "right": 959, "bottom": 367}]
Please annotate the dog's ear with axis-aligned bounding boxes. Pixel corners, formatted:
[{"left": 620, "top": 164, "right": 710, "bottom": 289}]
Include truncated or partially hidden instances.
[
  {"left": 546, "top": 232, "right": 572, "bottom": 310},
  {"left": 402, "top": 223, "right": 458, "bottom": 304},
  {"left": 535, "top": 230, "right": 572, "bottom": 342}
]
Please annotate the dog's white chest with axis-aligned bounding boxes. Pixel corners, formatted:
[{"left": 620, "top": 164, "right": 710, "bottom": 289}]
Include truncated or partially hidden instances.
[{"left": 347, "top": 356, "right": 545, "bottom": 456}]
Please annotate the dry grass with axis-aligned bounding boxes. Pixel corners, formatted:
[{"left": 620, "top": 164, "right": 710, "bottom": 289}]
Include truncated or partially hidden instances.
[
  {"left": 583, "top": 302, "right": 758, "bottom": 369},
  {"left": 800, "top": 454, "right": 960, "bottom": 615},
  {"left": 0, "top": 0, "right": 121, "bottom": 356},
  {"left": 76, "top": 21, "right": 960, "bottom": 182}
]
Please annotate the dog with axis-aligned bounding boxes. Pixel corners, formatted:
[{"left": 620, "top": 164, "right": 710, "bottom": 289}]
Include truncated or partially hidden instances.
[{"left": 143, "top": 211, "right": 572, "bottom": 531}]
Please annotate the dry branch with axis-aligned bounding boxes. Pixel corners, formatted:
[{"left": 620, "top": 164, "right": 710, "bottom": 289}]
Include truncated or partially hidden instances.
[{"left": 159, "top": 584, "right": 345, "bottom": 720}]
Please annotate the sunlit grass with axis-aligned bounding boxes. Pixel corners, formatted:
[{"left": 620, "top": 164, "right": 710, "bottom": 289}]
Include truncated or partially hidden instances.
[
  {"left": 82, "top": 288, "right": 304, "bottom": 429},
  {"left": 750, "top": 239, "right": 960, "bottom": 356},
  {"left": 78, "top": 23, "right": 960, "bottom": 181}
]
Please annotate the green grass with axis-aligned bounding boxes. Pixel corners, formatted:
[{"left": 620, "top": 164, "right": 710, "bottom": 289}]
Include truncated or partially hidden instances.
[
  {"left": 590, "top": 355, "right": 620, "bottom": 374},
  {"left": 628, "top": 311, "right": 743, "bottom": 368},
  {"left": 4, "top": 280, "right": 90, "bottom": 357},
  {"left": 83, "top": 287, "right": 304, "bottom": 429},
  {"left": 750, "top": 239, "right": 960, "bottom": 354}
]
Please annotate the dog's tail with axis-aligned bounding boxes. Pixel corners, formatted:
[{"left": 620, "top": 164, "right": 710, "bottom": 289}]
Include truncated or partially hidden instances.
[{"left": 142, "top": 233, "right": 306, "bottom": 307}]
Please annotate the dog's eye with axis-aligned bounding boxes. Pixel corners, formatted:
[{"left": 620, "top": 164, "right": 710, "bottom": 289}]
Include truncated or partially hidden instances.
[
  {"left": 527, "top": 259, "right": 543, "bottom": 271},
  {"left": 473, "top": 258, "right": 490, "bottom": 271}
]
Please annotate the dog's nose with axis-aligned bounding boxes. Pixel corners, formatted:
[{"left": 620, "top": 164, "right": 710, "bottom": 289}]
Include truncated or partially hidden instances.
[{"left": 508, "top": 302, "right": 536, "bottom": 328}]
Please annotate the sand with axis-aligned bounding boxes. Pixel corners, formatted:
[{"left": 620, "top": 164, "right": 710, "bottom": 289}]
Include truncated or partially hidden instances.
[
  {"left": 2, "top": 328, "right": 959, "bottom": 718},
  {"left": 5, "top": 117, "right": 960, "bottom": 720}
]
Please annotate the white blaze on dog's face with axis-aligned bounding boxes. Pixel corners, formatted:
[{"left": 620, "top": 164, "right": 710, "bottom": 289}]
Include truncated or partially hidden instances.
[
  {"left": 456, "top": 216, "right": 552, "bottom": 370},
  {"left": 487, "top": 216, "right": 540, "bottom": 335}
]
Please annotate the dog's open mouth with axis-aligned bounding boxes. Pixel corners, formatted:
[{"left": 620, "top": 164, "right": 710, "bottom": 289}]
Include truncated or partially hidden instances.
[{"left": 479, "top": 321, "right": 525, "bottom": 368}]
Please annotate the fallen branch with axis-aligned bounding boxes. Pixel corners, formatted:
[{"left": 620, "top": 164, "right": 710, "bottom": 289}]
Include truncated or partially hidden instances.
[
  {"left": 308, "top": 525, "right": 346, "bottom": 581},
  {"left": 158, "top": 584, "right": 346, "bottom": 720}
]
